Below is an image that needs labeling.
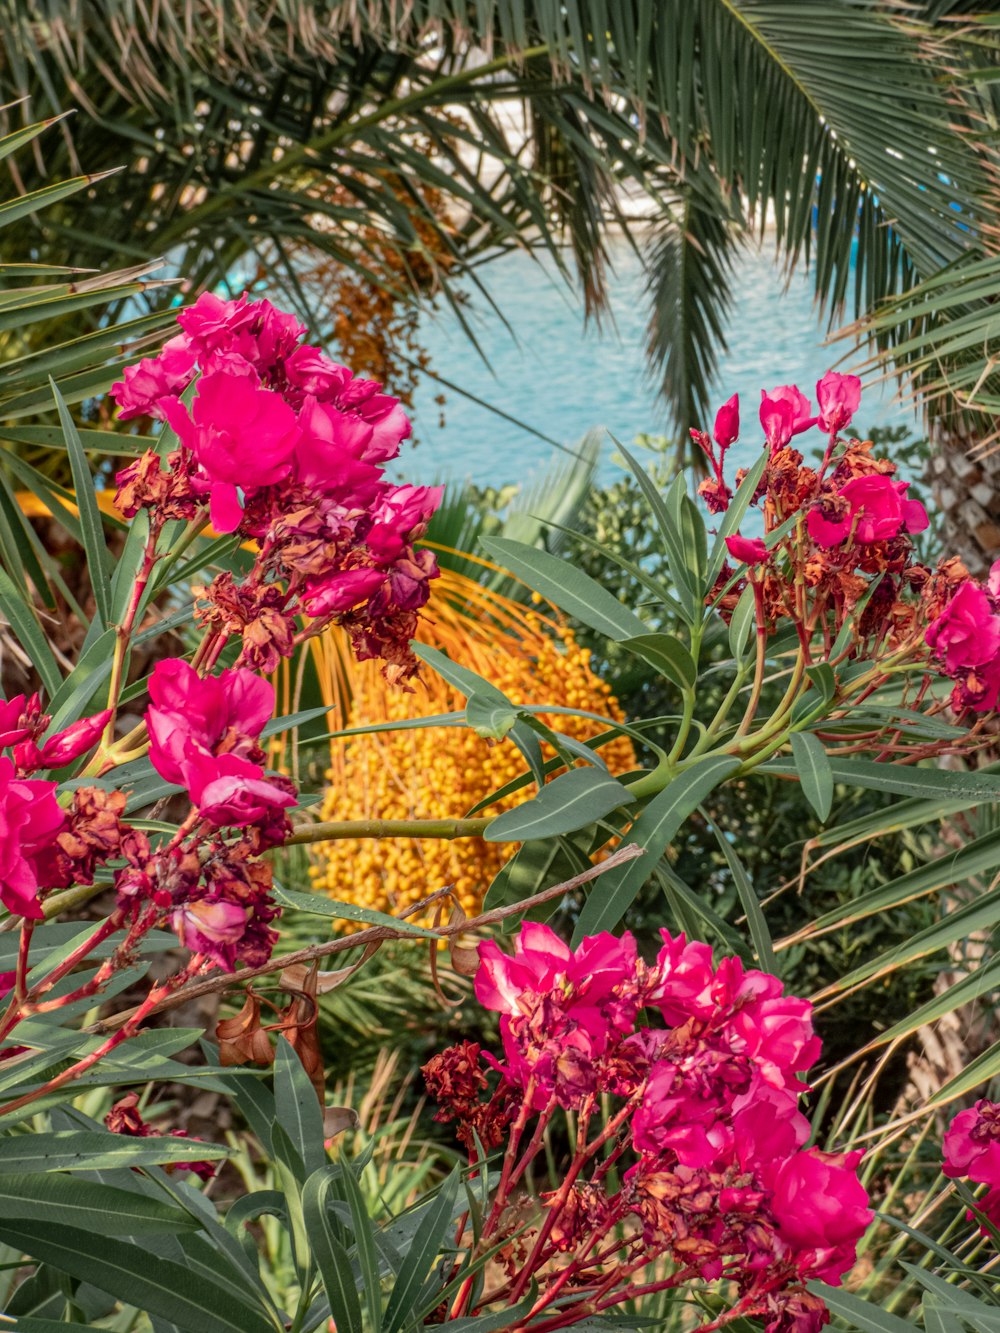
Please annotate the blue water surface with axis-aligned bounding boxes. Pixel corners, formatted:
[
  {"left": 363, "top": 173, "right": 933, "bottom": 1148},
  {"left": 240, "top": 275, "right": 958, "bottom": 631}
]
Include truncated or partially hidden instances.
[{"left": 402, "top": 240, "right": 918, "bottom": 489}]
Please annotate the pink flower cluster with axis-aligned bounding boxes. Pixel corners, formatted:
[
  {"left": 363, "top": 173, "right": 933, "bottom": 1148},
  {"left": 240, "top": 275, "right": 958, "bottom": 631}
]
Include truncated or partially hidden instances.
[
  {"left": 943, "top": 1099, "right": 1000, "bottom": 1232},
  {"left": 111, "top": 292, "right": 442, "bottom": 684},
  {"left": 429, "top": 924, "right": 872, "bottom": 1332},
  {"left": 925, "top": 565, "right": 1000, "bottom": 712},
  {"left": 0, "top": 659, "right": 293, "bottom": 975},
  {"left": 0, "top": 692, "right": 112, "bottom": 917}
]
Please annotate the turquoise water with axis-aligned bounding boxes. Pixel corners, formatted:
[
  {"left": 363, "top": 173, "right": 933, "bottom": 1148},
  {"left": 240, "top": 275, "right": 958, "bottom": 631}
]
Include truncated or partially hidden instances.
[{"left": 404, "top": 241, "right": 918, "bottom": 487}]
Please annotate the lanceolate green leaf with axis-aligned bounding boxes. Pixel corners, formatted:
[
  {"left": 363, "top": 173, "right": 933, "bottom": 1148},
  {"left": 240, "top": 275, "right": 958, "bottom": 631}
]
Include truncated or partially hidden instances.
[
  {"left": 0, "top": 1219, "right": 278, "bottom": 1333},
  {"left": 0, "top": 1129, "right": 231, "bottom": 1174},
  {"left": 0, "top": 565, "right": 61, "bottom": 696},
  {"left": 480, "top": 536, "right": 649, "bottom": 642},
  {"left": 620, "top": 632, "right": 697, "bottom": 691},
  {"left": 51, "top": 377, "right": 112, "bottom": 627},
  {"left": 572, "top": 755, "right": 741, "bottom": 941},
  {"left": 383, "top": 1168, "right": 460, "bottom": 1333},
  {"left": 789, "top": 732, "right": 834, "bottom": 822},
  {"left": 808, "top": 1284, "right": 921, "bottom": 1333},
  {"left": 704, "top": 814, "right": 777, "bottom": 974},
  {"left": 302, "top": 1168, "right": 364, "bottom": 1333},
  {"left": 271, "top": 885, "right": 439, "bottom": 939},
  {"left": 0, "top": 1171, "right": 201, "bottom": 1235},
  {"left": 484, "top": 767, "right": 634, "bottom": 842},
  {"left": 762, "top": 756, "right": 1000, "bottom": 804},
  {"left": 273, "top": 1036, "right": 325, "bottom": 1179}
]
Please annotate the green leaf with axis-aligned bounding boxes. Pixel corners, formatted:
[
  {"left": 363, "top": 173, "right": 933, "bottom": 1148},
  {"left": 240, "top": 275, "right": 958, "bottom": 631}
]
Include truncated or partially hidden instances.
[
  {"left": 479, "top": 536, "right": 649, "bottom": 642},
  {"left": 485, "top": 768, "right": 634, "bottom": 842},
  {"left": 466, "top": 694, "right": 518, "bottom": 740},
  {"left": 302, "top": 1168, "right": 363, "bottom": 1333},
  {"left": 572, "top": 755, "right": 741, "bottom": 941},
  {"left": 728, "top": 584, "right": 757, "bottom": 662},
  {"left": 51, "top": 378, "right": 112, "bottom": 628},
  {"left": 704, "top": 814, "right": 777, "bottom": 974},
  {"left": 271, "top": 885, "right": 439, "bottom": 939},
  {"left": 0, "top": 1130, "right": 231, "bottom": 1174},
  {"left": 0, "top": 1171, "right": 201, "bottom": 1235},
  {"left": 273, "top": 1035, "right": 325, "bottom": 1179},
  {"left": 620, "top": 633, "right": 697, "bottom": 691},
  {"left": 383, "top": 1167, "right": 460, "bottom": 1333},
  {"left": 340, "top": 1161, "right": 383, "bottom": 1333},
  {"left": 761, "top": 757, "right": 1000, "bottom": 804},
  {"left": 789, "top": 732, "right": 833, "bottom": 822},
  {"left": 0, "top": 1220, "right": 277, "bottom": 1333},
  {"left": 615, "top": 446, "right": 697, "bottom": 621},
  {"left": 0, "top": 565, "right": 62, "bottom": 697},
  {"left": 808, "top": 1283, "right": 921, "bottom": 1332}
]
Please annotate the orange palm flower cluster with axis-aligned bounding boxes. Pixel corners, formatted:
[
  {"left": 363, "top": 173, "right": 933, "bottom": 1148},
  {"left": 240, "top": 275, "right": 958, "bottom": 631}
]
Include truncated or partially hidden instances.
[{"left": 307, "top": 563, "right": 636, "bottom": 926}]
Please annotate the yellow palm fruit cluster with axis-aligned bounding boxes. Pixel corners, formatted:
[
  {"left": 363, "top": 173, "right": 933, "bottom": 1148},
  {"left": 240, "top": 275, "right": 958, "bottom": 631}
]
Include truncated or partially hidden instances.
[{"left": 306, "top": 561, "right": 636, "bottom": 928}]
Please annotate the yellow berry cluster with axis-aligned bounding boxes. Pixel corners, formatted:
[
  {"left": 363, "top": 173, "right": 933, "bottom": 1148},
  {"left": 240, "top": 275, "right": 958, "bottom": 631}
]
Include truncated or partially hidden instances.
[{"left": 306, "top": 565, "right": 636, "bottom": 928}]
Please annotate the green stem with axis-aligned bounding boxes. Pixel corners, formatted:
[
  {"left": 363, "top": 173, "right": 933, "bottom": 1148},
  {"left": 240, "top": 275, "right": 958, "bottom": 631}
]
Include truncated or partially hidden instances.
[{"left": 285, "top": 816, "right": 494, "bottom": 846}]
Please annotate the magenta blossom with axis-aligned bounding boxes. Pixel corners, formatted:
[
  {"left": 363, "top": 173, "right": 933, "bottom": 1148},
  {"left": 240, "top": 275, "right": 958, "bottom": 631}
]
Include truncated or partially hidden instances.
[
  {"left": 714, "top": 394, "right": 740, "bottom": 449},
  {"left": 163, "top": 372, "right": 301, "bottom": 531},
  {"left": 172, "top": 899, "right": 249, "bottom": 967},
  {"left": 760, "top": 385, "right": 816, "bottom": 452},
  {"left": 926, "top": 582, "right": 1000, "bottom": 673},
  {"left": 648, "top": 930, "right": 716, "bottom": 1024},
  {"left": 944, "top": 1100, "right": 1000, "bottom": 1185},
  {"left": 0, "top": 757, "right": 65, "bottom": 917},
  {"left": 184, "top": 751, "right": 296, "bottom": 828},
  {"left": 725, "top": 534, "right": 768, "bottom": 565},
  {"left": 365, "top": 484, "right": 444, "bottom": 563},
  {"left": 147, "top": 658, "right": 274, "bottom": 788},
  {"left": 807, "top": 474, "right": 928, "bottom": 548},
  {"left": 759, "top": 1147, "right": 873, "bottom": 1282},
  {"left": 0, "top": 694, "right": 39, "bottom": 749},
  {"left": 816, "top": 371, "right": 862, "bottom": 435},
  {"left": 729, "top": 993, "right": 822, "bottom": 1089},
  {"left": 15, "top": 709, "right": 112, "bottom": 772},
  {"left": 301, "top": 567, "right": 386, "bottom": 617},
  {"left": 110, "top": 334, "right": 198, "bottom": 422}
]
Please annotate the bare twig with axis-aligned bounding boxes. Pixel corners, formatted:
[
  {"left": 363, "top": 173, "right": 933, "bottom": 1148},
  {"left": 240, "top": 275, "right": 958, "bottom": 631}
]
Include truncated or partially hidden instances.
[{"left": 88, "top": 844, "right": 643, "bottom": 1034}]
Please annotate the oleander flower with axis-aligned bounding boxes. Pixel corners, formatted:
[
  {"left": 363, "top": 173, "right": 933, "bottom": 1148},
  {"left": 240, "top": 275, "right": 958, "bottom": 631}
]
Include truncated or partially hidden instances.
[
  {"left": 714, "top": 394, "right": 740, "bottom": 448},
  {"left": 760, "top": 385, "right": 816, "bottom": 452},
  {"left": 807, "top": 474, "right": 928, "bottom": 548},
  {"left": 109, "top": 334, "right": 198, "bottom": 421},
  {"left": 926, "top": 582, "right": 1000, "bottom": 673},
  {"left": 0, "top": 757, "right": 65, "bottom": 917},
  {"left": 943, "top": 1100, "right": 1000, "bottom": 1185},
  {"left": 163, "top": 371, "right": 301, "bottom": 531},
  {"left": 146, "top": 658, "right": 274, "bottom": 787},
  {"left": 816, "top": 371, "right": 862, "bottom": 435},
  {"left": 725, "top": 534, "right": 768, "bottom": 565},
  {"left": 759, "top": 1147, "right": 873, "bottom": 1282},
  {"left": 182, "top": 751, "right": 297, "bottom": 829}
]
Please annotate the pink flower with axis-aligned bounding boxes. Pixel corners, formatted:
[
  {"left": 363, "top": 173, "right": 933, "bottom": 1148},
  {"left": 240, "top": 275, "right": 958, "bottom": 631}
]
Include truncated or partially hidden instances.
[
  {"left": 184, "top": 751, "right": 296, "bottom": 828},
  {"left": 731, "top": 1077, "right": 811, "bottom": 1169},
  {"left": 0, "top": 694, "right": 38, "bottom": 749},
  {"left": 284, "top": 344, "right": 350, "bottom": 399},
  {"left": 807, "top": 475, "right": 928, "bottom": 548},
  {"left": 926, "top": 582, "right": 1000, "bottom": 673},
  {"left": 365, "top": 485, "right": 444, "bottom": 563},
  {"left": 760, "top": 386, "right": 816, "bottom": 452},
  {"left": 301, "top": 567, "right": 386, "bottom": 617},
  {"left": 162, "top": 372, "right": 301, "bottom": 532},
  {"left": 0, "top": 756, "right": 65, "bottom": 917},
  {"left": 15, "top": 710, "right": 112, "bottom": 771},
  {"left": 816, "top": 371, "right": 862, "bottom": 435},
  {"left": 648, "top": 930, "right": 716, "bottom": 1025},
  {"left": 294, "top": 398, "right": 385, "bottom": 501},
  {"left": 943, "top": 1101, "right": 1000, "bottom": 1185},
  {"left": 147, "top": 659, "right": 274, "bottom": 787},
  {"left": 713, "top": 394, "right": 739, "bottom": 449},
  {"left": 475, "top": 922, "right": 573, "bottom": 1013},
  {"left": 760, "top": 1147, "right": 872, "bottom": 1281},
  {"left": 175, "top": 291, "right": 258, "bottom": 355},
  {"left": 725, "top": 534, "right": 768, "bottom": 565},
  {"left": 729, "top": 993, "right": 821, "bottom": 1088},
  {"left": 110, "top": 334, "right": 197, "bottom": 421},
  {"left": 172, "top": 898, "right": 249, "bottom": 966}
]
